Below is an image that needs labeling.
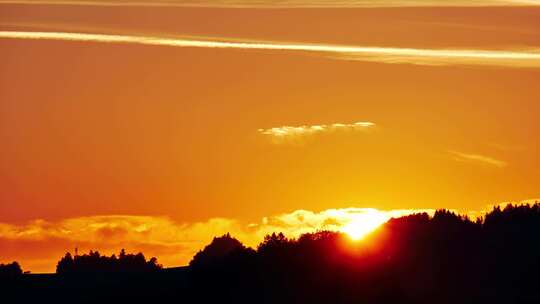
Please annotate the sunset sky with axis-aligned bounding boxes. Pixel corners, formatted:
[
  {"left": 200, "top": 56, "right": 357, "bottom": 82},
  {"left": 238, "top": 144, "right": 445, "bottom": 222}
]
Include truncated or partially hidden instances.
[{"left": 1, "top": 1, "right": 540, "bottom": 272}]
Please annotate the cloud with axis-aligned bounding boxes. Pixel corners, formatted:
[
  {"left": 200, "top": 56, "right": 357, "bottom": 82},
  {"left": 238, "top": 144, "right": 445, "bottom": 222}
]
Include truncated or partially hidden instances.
[
  {"left": 0, "top": 0, "right": 539, "bottom": 8},
  {"left": 0, "top": 215, "right": 247, "bottom": 273},
  {"left": 258, "top": 121, "right": 375, "bottom": 143},
  {"left": 1, "top": 31, "right": 540, "bottom": 68},
  {"left": 3, "top": 201, "right": 533, "bottom": 272},
  {"left": 0, "top": 207, "right": 436, "bottom": 273},
  {"left": 493, "top": 198, "right": 540, "bottom": 209},
  {"left": 252, "top": 207, "right": 437, "bottom": 240},
  {"left": 448, "top": 150, "right": 508, "bottom": 168}
]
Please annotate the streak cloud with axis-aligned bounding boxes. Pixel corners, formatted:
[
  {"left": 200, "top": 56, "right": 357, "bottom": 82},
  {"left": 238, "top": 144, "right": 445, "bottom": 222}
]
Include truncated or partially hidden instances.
[
  {"left": 1, "top": 31, "right": 540, "bottom": 67},
  {"left": 258, "top": 122, "right": 375, "bottom": 138},
  {"left": 448, "top": 150, "right": 508, "bottom": 168}
]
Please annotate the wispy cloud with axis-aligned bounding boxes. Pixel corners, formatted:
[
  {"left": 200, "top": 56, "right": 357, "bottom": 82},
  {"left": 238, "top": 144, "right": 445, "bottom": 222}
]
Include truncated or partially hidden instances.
[
  {"left": 0, "top": 0, "right": 539, "bottom": 8},
  {"left": 448, "top": 150, "right": 508, "bottom": 168},
  {"left": 258, "top": 121, "right": 375, "bottom": 143},
  {"left": 1, "top": 31, "right": 540, "bottom": 68}
]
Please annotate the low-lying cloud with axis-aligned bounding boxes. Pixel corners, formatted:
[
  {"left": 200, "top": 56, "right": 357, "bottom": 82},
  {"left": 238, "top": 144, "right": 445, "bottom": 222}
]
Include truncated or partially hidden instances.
[
  {"left": 1, "top": 31, "right": 540, "bottom": 68},
  {"left": 0, "top": 207, "right": 434, "bottom": 273},
  {"left": 1, "top": 201, "right": 535, "bottom": 273}
]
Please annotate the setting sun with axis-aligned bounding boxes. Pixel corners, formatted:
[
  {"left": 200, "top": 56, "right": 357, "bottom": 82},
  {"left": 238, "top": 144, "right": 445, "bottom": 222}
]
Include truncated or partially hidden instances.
[{"left": 340, "top": 210, "right": 389, "bottom": 240}]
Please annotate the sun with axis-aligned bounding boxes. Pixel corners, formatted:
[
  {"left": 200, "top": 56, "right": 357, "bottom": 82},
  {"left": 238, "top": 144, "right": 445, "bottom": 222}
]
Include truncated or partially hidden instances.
[{"left": 341, "top": 211, "right": 389, "bottom": 240}]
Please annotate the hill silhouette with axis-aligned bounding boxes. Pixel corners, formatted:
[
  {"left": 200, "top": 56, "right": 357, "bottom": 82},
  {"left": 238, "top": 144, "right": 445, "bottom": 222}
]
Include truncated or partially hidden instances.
[{"left": 2, "top": 203, "right": 540, "bottom": 304}]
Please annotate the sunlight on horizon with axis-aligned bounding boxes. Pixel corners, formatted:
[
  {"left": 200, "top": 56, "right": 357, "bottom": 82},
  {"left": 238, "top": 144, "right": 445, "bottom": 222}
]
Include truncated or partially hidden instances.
[{"left": 340, "top": 210, "right": 390, "bottom": 240}]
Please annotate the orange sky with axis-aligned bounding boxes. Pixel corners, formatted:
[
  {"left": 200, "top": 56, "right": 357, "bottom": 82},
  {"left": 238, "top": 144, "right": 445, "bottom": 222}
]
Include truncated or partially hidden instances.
[{"left": 1, "top": 2, "right": 539, "bottom": 272}]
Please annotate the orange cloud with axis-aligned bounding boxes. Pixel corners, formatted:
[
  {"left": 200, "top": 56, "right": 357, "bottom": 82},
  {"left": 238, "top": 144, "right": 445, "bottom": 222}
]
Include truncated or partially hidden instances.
[
  {"left": 0, "top": 216, "right": 237, "bottom": 273},
  {"left": 4, "top": 202, "right": 531, "bottom": 273},
  {"left": 0, "top": 208, "right": 432, "bottom": 273}
]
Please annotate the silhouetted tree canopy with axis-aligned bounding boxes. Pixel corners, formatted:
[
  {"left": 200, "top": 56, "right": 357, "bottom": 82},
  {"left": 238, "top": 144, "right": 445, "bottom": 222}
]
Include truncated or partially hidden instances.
[
  {"left": 187, "top": 203, "right": 540, "bottom": 304},
  {"left": 56, "top": 249, "right": 162, "bottom": 274},
  {"left": 190, "top": 233, "right": 251, "bottom": 268},
  {"left": 0, "top": 262, "right": 22, "bottom": 278}
]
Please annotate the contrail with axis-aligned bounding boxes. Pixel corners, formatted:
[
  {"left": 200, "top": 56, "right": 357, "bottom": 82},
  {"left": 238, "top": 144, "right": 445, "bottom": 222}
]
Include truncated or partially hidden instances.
[{"left": 1, "top": 30, "right": 540, "bottom": 67}]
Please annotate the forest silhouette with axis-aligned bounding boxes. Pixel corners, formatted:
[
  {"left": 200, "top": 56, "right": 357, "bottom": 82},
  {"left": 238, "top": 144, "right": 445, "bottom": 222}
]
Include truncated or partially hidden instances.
[
  {"left": 2, "top": 203, "right": 540, "bottom": 304},
  {"left": 56, "top": 249, "right": 162, "bottom": 274}
]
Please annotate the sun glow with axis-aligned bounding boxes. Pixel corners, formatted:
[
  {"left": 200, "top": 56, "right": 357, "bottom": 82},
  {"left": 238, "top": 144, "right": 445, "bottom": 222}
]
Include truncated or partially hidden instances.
[{"left": 340, "top": 210, "right": 389, "bottom": 240}]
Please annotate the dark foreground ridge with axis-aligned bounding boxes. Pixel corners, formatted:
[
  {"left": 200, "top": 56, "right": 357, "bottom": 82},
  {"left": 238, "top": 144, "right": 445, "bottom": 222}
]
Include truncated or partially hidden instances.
[{"left": 2, "top": 203, "right": 540, "bottom": 304}]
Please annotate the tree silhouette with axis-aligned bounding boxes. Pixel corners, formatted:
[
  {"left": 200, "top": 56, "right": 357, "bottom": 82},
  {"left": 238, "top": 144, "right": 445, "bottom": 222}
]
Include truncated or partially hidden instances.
[
  {"left": 186, "top": 203, "right": 540, "bottom": 304},
  {"left": 56, "top": 249, "right": 162, "bottom": 274},
  {"left": 0, "top": 262, "right": 22, "bottom": 279},
  {"left": 189, "top": 233, "right": 250, "bottom": 268}
]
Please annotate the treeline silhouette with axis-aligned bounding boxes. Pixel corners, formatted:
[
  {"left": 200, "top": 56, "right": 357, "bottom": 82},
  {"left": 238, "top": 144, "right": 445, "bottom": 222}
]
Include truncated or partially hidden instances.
[
  {"left": 0, "top": 262, "right": 22, "bottom": 278},
  {"left": 2, "top": 203, "right": 540, "bottom": 304},
  {"left": 189, "top": 203, "right": 540, "bottom": 304},
  {"left": 56, "top": 249, "right": 162, "bottom": 274}
]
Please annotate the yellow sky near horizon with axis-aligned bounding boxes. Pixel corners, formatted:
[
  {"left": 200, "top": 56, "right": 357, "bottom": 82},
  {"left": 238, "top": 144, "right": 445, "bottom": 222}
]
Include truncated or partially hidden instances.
[{"left": 1, "top": 3, "right": 539, "bottom": 272}]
